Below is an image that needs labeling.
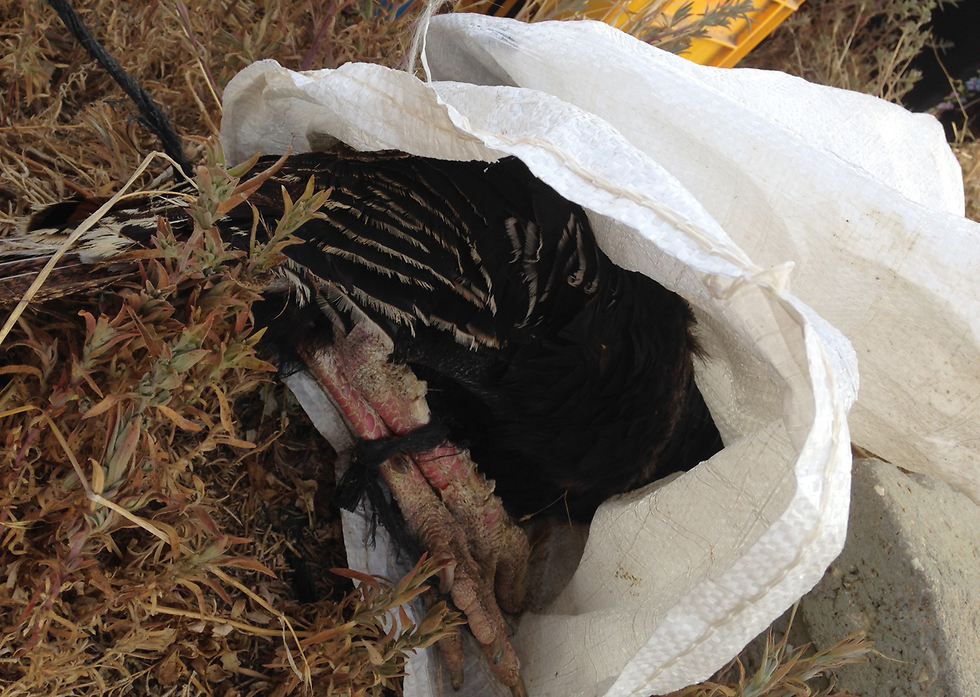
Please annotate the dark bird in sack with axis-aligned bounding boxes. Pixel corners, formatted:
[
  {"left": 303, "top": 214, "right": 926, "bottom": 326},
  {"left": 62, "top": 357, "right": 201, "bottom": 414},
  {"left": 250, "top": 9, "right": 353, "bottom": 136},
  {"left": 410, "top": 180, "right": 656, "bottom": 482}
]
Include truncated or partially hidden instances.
[{"left": 4, "top": 1, "right": 725, "bottom": 694}]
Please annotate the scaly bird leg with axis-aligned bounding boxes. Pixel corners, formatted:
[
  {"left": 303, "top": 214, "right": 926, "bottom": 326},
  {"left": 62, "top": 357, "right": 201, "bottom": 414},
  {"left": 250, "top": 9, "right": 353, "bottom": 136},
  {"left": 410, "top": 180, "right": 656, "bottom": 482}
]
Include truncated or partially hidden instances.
[
  {"left": 298, "top": 323, "right": 529, "bottom": 695},
  {"left": 337, "top": 323, "right": 528, "bottom": 615}
]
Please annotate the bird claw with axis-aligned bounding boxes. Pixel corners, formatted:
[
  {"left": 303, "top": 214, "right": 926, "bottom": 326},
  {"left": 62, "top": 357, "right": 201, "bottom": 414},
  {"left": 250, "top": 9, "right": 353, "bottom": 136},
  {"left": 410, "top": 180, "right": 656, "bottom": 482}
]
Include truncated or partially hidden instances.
[
  {"left": 435, "top": 553, "right": 456, "bottom": 594},
  {"left": 382, "top": 451, "right": 524, "bottom": 688},
  {"left": 490, "top": 635, "right": 505, "bottom": 664},
  {"left": 300, "top": 324, "right": 530, "bottom": 693}
]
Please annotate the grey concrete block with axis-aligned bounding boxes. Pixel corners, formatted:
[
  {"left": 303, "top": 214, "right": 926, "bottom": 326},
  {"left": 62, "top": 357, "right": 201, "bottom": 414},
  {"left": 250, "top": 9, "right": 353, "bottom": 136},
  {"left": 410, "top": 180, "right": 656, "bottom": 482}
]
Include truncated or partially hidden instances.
[{"left": 797, "top": 458, "right": 980, "bottom": 696}]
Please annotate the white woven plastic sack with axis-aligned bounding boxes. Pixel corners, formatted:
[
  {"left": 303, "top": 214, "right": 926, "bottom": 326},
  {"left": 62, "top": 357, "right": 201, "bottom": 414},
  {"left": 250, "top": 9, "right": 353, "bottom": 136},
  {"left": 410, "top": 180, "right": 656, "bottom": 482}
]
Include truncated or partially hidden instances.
[
  {"left": 219, "top": 14, "right": 976, "bottom": 697},
  {"left": 423, "top": 16, "right": 980, "bottom": 500}
]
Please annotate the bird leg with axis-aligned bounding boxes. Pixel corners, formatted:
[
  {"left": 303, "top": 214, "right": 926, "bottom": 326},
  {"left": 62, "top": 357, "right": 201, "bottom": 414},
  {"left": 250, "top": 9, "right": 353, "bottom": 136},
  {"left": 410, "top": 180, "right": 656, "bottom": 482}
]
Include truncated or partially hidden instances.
[{"left": 298, "top": 322, "right": 529, "bottom": 694}]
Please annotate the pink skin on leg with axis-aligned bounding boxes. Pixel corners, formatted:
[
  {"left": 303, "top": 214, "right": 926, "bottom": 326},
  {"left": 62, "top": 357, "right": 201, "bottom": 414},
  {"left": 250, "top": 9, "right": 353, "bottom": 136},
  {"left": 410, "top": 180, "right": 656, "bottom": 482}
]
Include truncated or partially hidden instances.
[
  {"left": 299, "top": 324, "right": 528, "bottom": 695},
  {"left": 332, "top": 323, "right": 528, "bottom": 614}
]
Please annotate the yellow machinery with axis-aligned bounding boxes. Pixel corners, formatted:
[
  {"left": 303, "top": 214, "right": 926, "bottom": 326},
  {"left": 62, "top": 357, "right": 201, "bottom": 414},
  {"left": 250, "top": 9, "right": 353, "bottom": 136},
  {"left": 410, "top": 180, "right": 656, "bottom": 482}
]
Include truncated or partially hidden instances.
[
  {"left": 468, "top": 0, "right": 804, "bottom": 68},
  {"left": 668, "top": 0, "right": 802, "bottom": 68}
]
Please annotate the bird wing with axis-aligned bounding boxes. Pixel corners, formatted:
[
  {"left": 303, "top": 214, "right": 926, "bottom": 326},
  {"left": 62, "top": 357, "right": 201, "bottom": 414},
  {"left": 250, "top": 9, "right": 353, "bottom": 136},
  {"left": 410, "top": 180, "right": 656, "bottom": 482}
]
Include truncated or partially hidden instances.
[
  {"left": 232, "top": 151, "right": 608, "bottom": 351},
  {"left": 8, "top": 150, "right": 604, "bottom": 353}
]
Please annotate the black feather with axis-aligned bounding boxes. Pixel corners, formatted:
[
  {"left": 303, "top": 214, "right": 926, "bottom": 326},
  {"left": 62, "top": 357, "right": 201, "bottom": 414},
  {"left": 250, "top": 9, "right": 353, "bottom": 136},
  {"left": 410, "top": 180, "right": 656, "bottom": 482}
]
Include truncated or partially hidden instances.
[{"left": 19, "top": 148, "right": 723, "bottom": 522}]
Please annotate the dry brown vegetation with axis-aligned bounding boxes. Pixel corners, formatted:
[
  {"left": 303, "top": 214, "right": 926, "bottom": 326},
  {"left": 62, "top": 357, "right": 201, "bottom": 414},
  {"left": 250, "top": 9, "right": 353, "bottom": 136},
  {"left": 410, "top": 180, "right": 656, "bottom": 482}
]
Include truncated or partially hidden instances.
[
  {"left": 1, "top": 3, "right": 464, "bottom": 695},
  {"left": 0, "top": 145, "right": 461, "bottom": 696},
  {"left": 740, "top": 0, "right": 953, "bottom": 104},
  {"left": 662, "top": 606, "right": 873, "bottom": 697},
  {"left": 0, "top": 0, "right": 432, "bottom": 219},
  {"left": 953, "top": 140, "right": 980, "bottom": 221}
]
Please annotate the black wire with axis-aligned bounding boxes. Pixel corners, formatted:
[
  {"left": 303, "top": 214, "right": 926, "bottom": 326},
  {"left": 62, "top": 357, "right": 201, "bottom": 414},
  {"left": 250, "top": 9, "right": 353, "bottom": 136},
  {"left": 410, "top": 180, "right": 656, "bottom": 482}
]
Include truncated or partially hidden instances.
[{"left": 47, "top": 0, "right": 193, "bottom": 179}]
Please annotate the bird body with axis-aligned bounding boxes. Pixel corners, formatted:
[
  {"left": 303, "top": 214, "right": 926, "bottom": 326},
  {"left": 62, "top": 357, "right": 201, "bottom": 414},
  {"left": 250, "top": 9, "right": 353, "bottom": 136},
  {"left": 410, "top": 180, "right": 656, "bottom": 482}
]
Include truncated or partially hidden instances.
[
  {"left": 12, "top": 149, "right": 720, "bottom": 520},
  {"left": 11, "top": 150, "right": 719, "bottom": 520}
]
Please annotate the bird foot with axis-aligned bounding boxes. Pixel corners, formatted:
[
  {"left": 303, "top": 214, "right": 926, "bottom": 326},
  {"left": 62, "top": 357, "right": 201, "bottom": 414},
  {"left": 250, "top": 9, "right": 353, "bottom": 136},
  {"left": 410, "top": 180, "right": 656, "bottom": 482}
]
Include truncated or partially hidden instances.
[{"left": 300, "top": 322, "right": 529, "bottom": 693}]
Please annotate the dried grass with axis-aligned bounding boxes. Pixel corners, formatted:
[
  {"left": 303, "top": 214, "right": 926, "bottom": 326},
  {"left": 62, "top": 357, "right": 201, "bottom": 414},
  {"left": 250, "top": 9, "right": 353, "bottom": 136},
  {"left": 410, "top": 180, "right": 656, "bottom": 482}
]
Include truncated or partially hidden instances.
[
  {"left": 658, "top": 605, "right": 872, "bottom": 697},
  {"left": 952, "top": 140, "right": 980, "bottom": 222},
  {"left": 740, "top": 0, "right": 954, "bottom": 104},
  {"left": 2, "top": 15, "right": 451, "bottom": 692},
  {"left": 1, "top": 144, "right": 459, "bottom": 696},
  {"left": 0, "top": 0, "right": 430, "bottom": 220}
]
